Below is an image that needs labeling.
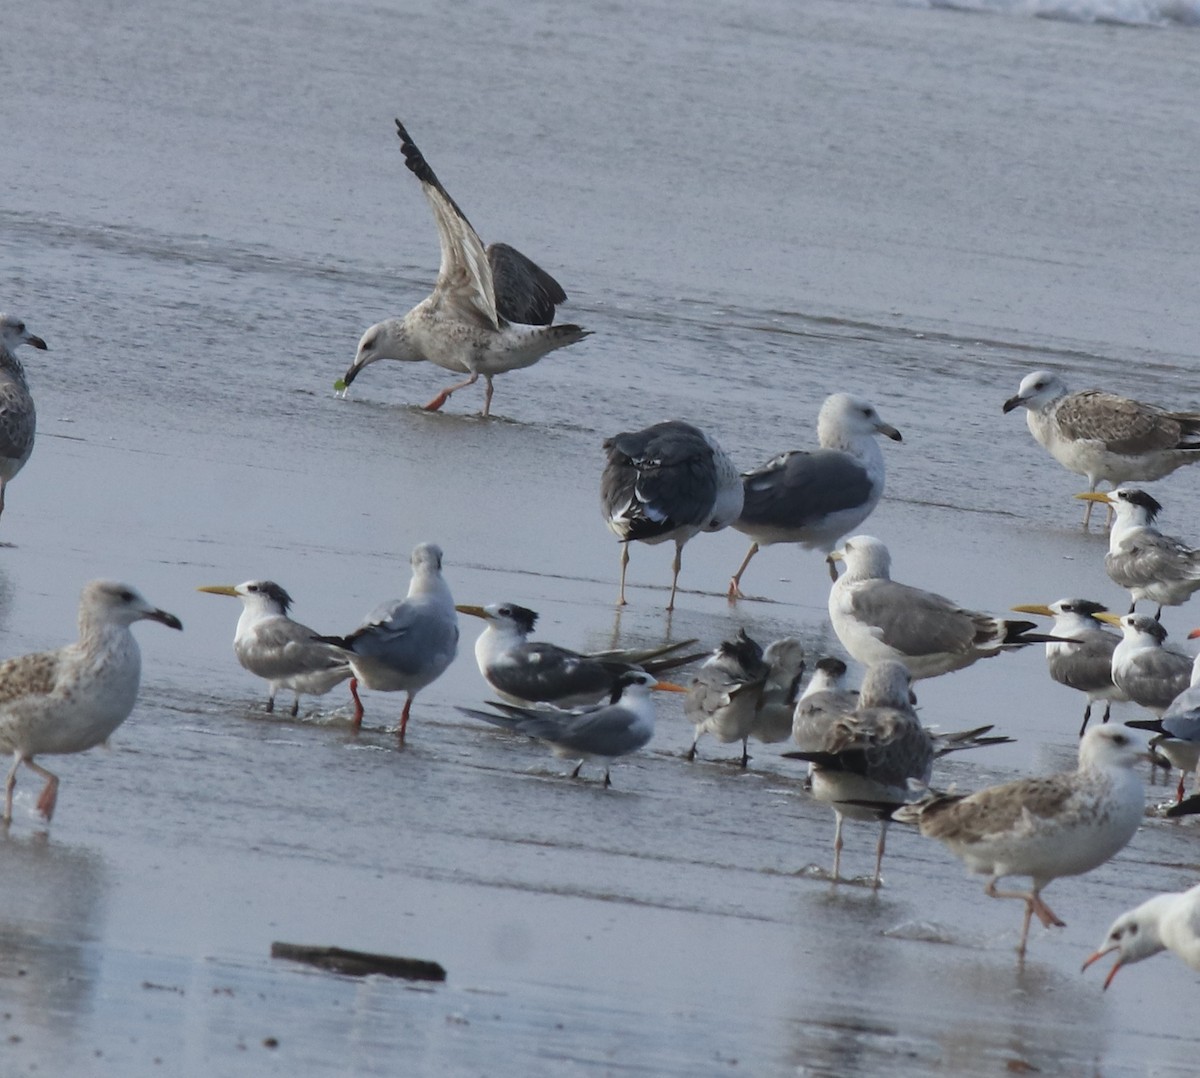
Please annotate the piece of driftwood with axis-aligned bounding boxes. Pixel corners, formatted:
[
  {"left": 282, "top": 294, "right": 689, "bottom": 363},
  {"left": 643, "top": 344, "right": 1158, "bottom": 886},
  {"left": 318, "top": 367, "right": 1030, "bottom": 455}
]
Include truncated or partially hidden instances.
[{"left": 270, "top": 942, "right": 446, "bottom": 982}]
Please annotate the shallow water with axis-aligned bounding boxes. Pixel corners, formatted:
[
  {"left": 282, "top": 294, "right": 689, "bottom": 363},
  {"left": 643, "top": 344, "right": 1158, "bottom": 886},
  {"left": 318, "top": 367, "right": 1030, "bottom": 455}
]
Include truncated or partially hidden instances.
[{"left": 3, "top": 0, "right": 1200, "bottom": 1073}]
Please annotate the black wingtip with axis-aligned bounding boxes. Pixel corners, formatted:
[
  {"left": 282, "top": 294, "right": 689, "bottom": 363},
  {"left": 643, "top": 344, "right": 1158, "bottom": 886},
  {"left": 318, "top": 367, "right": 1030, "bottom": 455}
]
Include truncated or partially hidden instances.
[{"left": 1166, "top": 793, "right": 1200, "bottom": 818}]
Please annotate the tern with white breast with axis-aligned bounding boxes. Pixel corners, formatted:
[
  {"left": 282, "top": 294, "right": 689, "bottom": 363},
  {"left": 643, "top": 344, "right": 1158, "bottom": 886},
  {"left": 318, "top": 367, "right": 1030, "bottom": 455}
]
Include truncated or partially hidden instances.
[
  {"left": 1084, "top": 883, "right": 1200, "bottom": 988},
  {"left": 340, "top": 120, "right": 590, "bottom": 417},
  {"left": 0, "top": 314, "right": 46, "bottom": 525},
  {"left": 601, "top": 420, "right": 743, "bottom": 609},
  {"left": 894, "top": 725, "right": 1148, "bottom": 957},
  {"left": 1075, "top": 488, "right": 1200, "bottom": 619},
  {"left": 1011, "top": 599, "right": 1127, "bottom": 736},
  {"left": 728, "top": 394, "right": 901, "bottom": 599},
  {"left": 456, "top": 601, "right": 701, "bottom": 709},
  {"left": 198, "top": 580, "right": 352, "bottom": 716},
  {"left": 0, "top": 581, "right": 182, "bottom": 824},
  {"left": 1002, "top": 370, "right": 1200, "bottom": 527},
  {"left": 317, "top": 543, "right": 458, "bottom": 742},
  {"left": 1095, "top": 612, "right": 1192, "bottom": 717},
  {"left": 828, "top": 535, "right": 1050, "bottom": 679},
  {"left": 458, "top": 670, "right": 686, "bottom": 787}
]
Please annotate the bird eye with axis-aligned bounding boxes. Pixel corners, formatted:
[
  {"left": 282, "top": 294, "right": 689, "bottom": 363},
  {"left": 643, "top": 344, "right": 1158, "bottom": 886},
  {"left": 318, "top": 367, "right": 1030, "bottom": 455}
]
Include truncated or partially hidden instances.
[
  {"left": 119, "top": 589, "right": 135, "bottom": 603},
  {"left": 14, "top": 323, "right": 24, "bottom": 334},
  {"left": 248, "top": 584, "right": 259, "bottom": 592},
  {"left": 1130, "top": 924, "right": 1138, "bottom": 935}
]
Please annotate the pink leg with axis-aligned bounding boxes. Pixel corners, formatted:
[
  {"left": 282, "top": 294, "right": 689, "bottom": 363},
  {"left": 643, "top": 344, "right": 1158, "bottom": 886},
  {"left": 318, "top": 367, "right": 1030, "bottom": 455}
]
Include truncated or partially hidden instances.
[
  {"left": 26, "top": 759, "right": 60, "bottom": 822},
  {"left": 1177, "top": 771, "right": 1186, "bottom": 803},
  {"left": 481, "top": 376, "right": 494, "bottom": 417},
  {"left": 424, "top": 372, "right": 479, "bottom": 412},
  {"left": 4, "top": 752, "right": 20, "bottom": 824},
  {"left": 617, "top": 545, "right": 630, "bottom": 606},
  {"left": 349, "top": 678, "right": 364, "bottom": 730},
  {"left": 728, "top": 542, "right": 759, "bottom": 601},
  {"left": 398, "top": 694, "right": 414, "bottom": 743},
  {"left": 667, "top": 540, "right": 684, "bottom": 611}
]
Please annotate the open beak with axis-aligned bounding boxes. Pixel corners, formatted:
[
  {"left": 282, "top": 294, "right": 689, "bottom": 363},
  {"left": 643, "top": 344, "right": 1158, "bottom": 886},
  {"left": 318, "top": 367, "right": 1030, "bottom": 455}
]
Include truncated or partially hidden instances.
[
  {"left": 1081, "top": 947, "right": 1122, "bottom": 990},
  {"left": 197, "top": 584, "right": 240, "bottom": 598},
  {"left": 1074, "top": 492, "right": 1114, "bottom": 506},
  {"left": 652, "top": 680, "right": 688, "bottom": 693},
  {"left": 454, "top": 604, "right": 490, "bottom": 620},
  {"left": 1011, "top": 604, "right": 1054, "bottom": 617}
]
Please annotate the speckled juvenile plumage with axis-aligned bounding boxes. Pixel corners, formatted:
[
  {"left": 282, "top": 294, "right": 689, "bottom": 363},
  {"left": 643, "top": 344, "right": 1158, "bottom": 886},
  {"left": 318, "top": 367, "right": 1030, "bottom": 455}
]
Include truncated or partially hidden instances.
[{"left": 0, "top": 314, "right": 46, "bottom": 522}]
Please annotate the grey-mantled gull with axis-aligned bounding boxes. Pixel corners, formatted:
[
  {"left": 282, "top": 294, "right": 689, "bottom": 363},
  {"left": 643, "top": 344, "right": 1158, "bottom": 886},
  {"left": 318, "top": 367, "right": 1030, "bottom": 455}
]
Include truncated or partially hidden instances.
[
  {"left": 791, "top": 657, "right": 857, "bottom": 750},
  {"left": 197, "top": 580, "right": 352, "bottom": 716},
  {"left": 1084, "top": 883, "right": 1200, "bottom": 987},
  {"left": 1095, "top": 612, "right": 1192, "bottom": 716},
  {"left": 317, "top": 543, "right": 458, "bottom": 742},
  {"left": 683, "top": 630, "right": 805, "bottom": 765},
  {"left": 0, "top": 581, "right": 182, "bottom": 824},
  {"left": 1125, "top": 634, "right": 1200, "bottom": 805},
  {"left": 0, "top": 314, "right": 46, "bottom": 524},
  {"left": 894, "top": 724, "right": 1148, "bottom": 957},
  {"left": 601, "top": 420, "right": 743, "bottom": 610},
  {"left": 728, "top": 393, "right": 901, "bottom": 599},
  {"left": 340, "top": 119, "right": 590, "bottom": 417},
  {"left": 1002, "top": 370, "right": 1200, "bottom": 527},
  {"left": 827, "top": 535, "right": 1050, "bottom": 679},
  {"left": 455, "top": 601, "right": 701, "bottom": 709},
  {"left": 457, "top": 670, "right": 686, "bottom": 787},
  {"left": 1076, "top": 488, "right": 1200, "bottom": 619},
  {"left": 1011, "top": 599, "right": 1127, "bottom": 736}
]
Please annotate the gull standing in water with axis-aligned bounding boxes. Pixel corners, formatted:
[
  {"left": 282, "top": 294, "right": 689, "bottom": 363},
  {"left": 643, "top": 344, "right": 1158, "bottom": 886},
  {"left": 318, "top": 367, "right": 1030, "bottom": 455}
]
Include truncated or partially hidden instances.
[
  {"left": 728, "top": 393, "right": 901, "bottom": 599},
  {"left": 1011, "top": 599, "right": 1127, "bottom": 736},
  {"left": 1084, "top": 883, "right": 1200, "bottom": 987},
  {"left": 318, "top": 543, "right": 458, "bottom": 742},
  {"left": 0, "top": 314, "right": 46, "bottom": 525},
  {"left": 828, "top": 535, "right": 1049, "bottom": 679},
  {"left": 1095, "top": 612, "right": 1192, "bottom": 716},
  {"left": 684, "top": 630, "right": 805, "bottom": 765},
  {"left": 601, "top": 420, "right": 743, "bottom": 609},
  {"left": 1075, "top": 488, "right": 1200, "bottom": 619},
  {"left": 340, "top": 120, "right": 590, "bottom": 416},
  {"left": 197, "top": 580, "right": 352, "bottom": 715},
  {"left": 457, "top": 670, "right": 686, "bottom": 788},
  {"left": 1002, "top": 370, "right": 1200, "bottom": 527},
  {"left": 895, "top": 725, "right": 1148, "bottom": 957},
  {"left": 0, "top": 581, "right": 182, "bottom": 824},
  {"left": 455, "top": 601, "right": 701, "bottom": 708}
]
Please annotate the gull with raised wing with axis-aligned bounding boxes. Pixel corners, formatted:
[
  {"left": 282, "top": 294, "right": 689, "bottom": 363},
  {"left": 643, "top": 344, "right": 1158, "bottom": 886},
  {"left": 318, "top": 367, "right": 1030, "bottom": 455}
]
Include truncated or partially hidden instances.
[
  {"left": 1003, "top": 370, "right": 1200, "bottom": 527},
  {"left": 318, "top": 543, "right": 458, "bottom": 742},
  {"left": 457, "top": 670, "right": 686, "bottom": 788},
  {"left": 601, "top": 420, "right": 743, "bottom": 609},
  {"left": 1075, "top": 488, "right": 1200, "bottom": 619},
  {"left": 340, "top": 120, "right": 590, "bottom": 416},
  {"left": 828, "top": 535, "right": 1050, "bottom": 679},
  {"left": 895, "top": 725, "right": 1148, "bottom": 957},
  {"left": 729, "top": 393, "right": 901, "bottom": 598},
  {"left": 1011, "top": 599, "right": 1127, "bottom": 736},
  {"left": 198, "top": 580, "right": 352, "bottom": 715},
  {"left": 0, "top": 581, "right": 182, "bottom": 824},
  {"left": 0, "top": 314, "right": 46, "bottom": 525},
  {"left": 455, "top": 600, "right": 701, "bottom": 709},
  {"left": 1084, "top": 884, "right": 1200, "bottom": 987}
]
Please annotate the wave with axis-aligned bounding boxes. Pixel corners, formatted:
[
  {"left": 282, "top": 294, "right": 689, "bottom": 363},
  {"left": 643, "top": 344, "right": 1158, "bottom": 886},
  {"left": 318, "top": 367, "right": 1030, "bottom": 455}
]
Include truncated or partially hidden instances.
[{"left": 915, "top": 0, "right": 1200, "bottom": 27}]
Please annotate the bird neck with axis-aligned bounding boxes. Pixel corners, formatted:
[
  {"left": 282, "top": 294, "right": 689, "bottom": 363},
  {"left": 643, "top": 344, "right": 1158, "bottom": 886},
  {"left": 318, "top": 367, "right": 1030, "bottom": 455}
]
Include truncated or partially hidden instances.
[{"left": 0, "top": 348, "right": 28, "bottom": 385}]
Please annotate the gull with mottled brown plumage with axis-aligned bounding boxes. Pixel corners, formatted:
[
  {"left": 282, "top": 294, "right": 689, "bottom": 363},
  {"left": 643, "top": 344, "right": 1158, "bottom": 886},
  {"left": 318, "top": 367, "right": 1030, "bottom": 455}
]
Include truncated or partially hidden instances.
[{"left": 0, "top": 314, "right": 46, "bottom": 524}]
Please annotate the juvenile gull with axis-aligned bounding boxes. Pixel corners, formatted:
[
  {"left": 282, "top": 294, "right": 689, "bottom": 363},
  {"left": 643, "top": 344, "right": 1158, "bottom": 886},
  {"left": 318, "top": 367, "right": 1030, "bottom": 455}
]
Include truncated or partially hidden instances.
[
  {"left": 729, "top": 393, "right": 901, "bottom": 598},
  {"left": 0, "top": 581, "right": 182, "bottom": 824},
  {"left": 684, "top": 630, "right": 805, "bottom": 765},
  {"left": 1084, "top": 883, "right": 1200, "bottom": 987},
  {"left": 894, "top": 725, "right": 1148, "bottom": 956},
  {"left": 601, "top": 420, "right": 743, "bottom": 610},
  {"left": 1095, "top": 612, "right": 1192, "bottom": 716},
  {"left": 197, "top": 580, "right": 352, "bottom": 715},
  {"left": 318, "top": 543, "right": 458, "bottom": 742},
  {"left": 1011, "top": 599, "right": 1127, "bottom": 736},
  {"left": 340, "top": 120, "right": 590, "bottom": 417},
  {"left": 0, "top": 314, "right": 46, "bottom": 524},
  {"left": 828, "top": 535, "right": 1049, "bottom": 679},
  {"left": 457, "top": 670, "right": 686, "bottom": 787},
  {"left": 1003, "top": 370, "right": 1200, "bottom": 527},
  {"left": 455, "top": 601, "right": 701, "bottom": 709},
  {"left": 1075, "top": 488, "right": 1200, "bottom": 620}
]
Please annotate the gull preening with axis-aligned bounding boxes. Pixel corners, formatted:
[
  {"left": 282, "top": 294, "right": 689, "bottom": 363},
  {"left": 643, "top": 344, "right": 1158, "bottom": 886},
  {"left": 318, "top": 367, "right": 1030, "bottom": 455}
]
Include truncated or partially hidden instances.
[
  {"left": 601, "top": 420, "right": 743, "bottom": 609},
  {"left": 1084, "top": 883, "right": 1200, "bottom": 988},
  {"left": 1096, "top": 612, "right": 1192, "bottom": 716},
  {"left": 457, "top": 670, "right": 686, "bottom": 787},
  {"left": 455, "top": 600, "right": 700, "bottom": 709},
  {"left": 0, "top": 581, "right": 182, "bottom": 824},
  {"left": 197, "top": 580, "right": 352, "bottom": 716},
  {"left": 728, "top": 393, "right": 901, "bottom": 599},
  {"left": 827, "top": 535, "right": 1049, "bottom": 679},
  {"left": 683, "top": 630, "right": 805, "bottom": 765},
  {"left": 1076, "top": 488, "right": 1200, "bottom": 620},
  {"left": 1011, "top": 599, "right": 1127, "bottom": 736},
  {"left": 1003, "top": 370, "right": 1200, "bottom": 527},
  {"left": 894, "top": 725, "right": 1147, "bottom": 957},
  {"left": 318, "top": 543, "right": 459, "bottom": 742},
  {"left": 791, "top": 657, "right": 857, "bottom": 749},
  {"left": 0, "top": 314, "right": 47, "bottom": 525},
  {"left": 340, "top": 119, "right": 590, "bottom": 417}
]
